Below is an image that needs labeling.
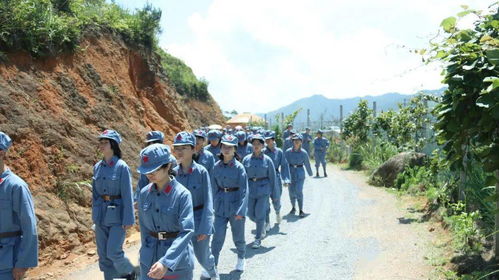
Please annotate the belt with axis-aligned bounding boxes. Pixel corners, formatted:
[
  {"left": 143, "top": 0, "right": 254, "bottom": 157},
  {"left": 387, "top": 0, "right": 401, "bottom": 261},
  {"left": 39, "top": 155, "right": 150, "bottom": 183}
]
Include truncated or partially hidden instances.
[
  {"left": 101, "top": 195, "right": 121, "bottom": 201},
  {"left": 248, "top": 177, "right": 269, "bottom": 182},
  {"left": 219, "top": 187, "right": 239, "bottom": 192},
  {"left": 149, "top": 231, "right": 179, "bottom": 240},
  {"left": 0, "top": 231, "right": 21, "bottom": 239},
  {"left": 289, "top": 164, "right": 303, "bottom": 168},
  {"left": 193, "top": 204, "right": 204, "bottom": 211}
]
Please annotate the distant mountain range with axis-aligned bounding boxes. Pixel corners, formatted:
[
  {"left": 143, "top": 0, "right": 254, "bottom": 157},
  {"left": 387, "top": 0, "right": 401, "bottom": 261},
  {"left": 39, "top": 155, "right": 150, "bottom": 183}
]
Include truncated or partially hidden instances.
[{"left": 260, "top": 88, "right": 446, "bottom": 126}]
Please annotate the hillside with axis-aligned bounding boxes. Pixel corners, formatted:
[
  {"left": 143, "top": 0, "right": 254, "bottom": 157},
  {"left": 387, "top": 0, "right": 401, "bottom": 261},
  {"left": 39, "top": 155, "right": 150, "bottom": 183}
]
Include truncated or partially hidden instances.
[
  {"left": 262, "top": 88, "right": 445, "bottom": 125},
  {"left": 0, "top": 28, "right": 224, "bottom": 267}
]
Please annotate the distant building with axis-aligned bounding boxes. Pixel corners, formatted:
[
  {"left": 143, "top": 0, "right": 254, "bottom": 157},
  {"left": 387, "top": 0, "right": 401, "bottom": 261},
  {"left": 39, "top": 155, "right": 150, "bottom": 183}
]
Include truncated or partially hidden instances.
[{"left": 226, "top": 113, "right": 266, "bottom": 128}]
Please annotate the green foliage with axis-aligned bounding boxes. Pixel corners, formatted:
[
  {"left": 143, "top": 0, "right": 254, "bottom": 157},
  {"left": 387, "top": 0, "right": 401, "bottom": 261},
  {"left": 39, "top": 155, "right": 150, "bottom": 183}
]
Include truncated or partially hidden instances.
[
  {"left": 0, "top": 0, "right": 162, "bottom": 56},
  {"left": 358, "top": 139, "right": 398, "bottom": 172},
  {"left": 348, "top": 152, "right": 363, "bottom": 170},
  {"left": 283, "top": 108, "right": 302, "bottom": 126},
  {"left": 272, "top": 124, "right": 283, "bottom": 147},
  {"left": 342, "top": 100, "right": 372, "bottom": 144},
  {"left": 327, "top": 137, "right": 349, "bottom": 164},
  {"left": 373, "top": 93, "right": 437, "bottom": 151},
  {"left": 157, "top": 49, "right": 210, "bottom": 100},
  {"left": 444, "top": 202, "right": 484, "bottom": 254},
  {"left": 396, "top": 165, "right": 434, "bottom": 193},
  {"left": 429, "top": 7, "right": 499, "bottom": 175}
]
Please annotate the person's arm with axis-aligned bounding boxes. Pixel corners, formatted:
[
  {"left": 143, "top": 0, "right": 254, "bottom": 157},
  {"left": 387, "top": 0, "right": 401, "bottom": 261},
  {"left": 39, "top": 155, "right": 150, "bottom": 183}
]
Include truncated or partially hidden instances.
[
  {"left": 159, "top": 193, "right": 195, "bottom": 271},
  {"left": 120, "top": 165, "right": 135, "bottom": 226},
  {"left": 235, "top": 166, "right": 249, "bottom": 217},
  {"left": 134, "top": 175, "right": 147, "bottom": 202},
  {"left": 279, "top": 150, "right": 291, "bottom": 184},
  {"left": 304, "top": 151, "right": 313, "bottom": 176},
  {"left": 198, "top": 168, "right": 214, "bottom": 235},
  {"left": 267, "top": 159, "right": 279, "bottom": 201},
  {"left": 12, "top": 184, "right": 38, "bottom": 268}
]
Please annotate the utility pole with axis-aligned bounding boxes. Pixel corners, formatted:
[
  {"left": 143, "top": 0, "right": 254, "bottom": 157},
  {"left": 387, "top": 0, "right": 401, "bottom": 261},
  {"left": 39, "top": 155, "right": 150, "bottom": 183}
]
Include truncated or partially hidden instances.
[
  {"left": 307, "top": 109, "right": 310, "bottom": 128},
  {"left": 264, "top": 114, "right": 267, "bottom": 129},
  {"left": 373, "top": 101, "right": 377, "bottom": 118},
  {"left": 340, "top": 105, "right": 343, "bottom": 133}
]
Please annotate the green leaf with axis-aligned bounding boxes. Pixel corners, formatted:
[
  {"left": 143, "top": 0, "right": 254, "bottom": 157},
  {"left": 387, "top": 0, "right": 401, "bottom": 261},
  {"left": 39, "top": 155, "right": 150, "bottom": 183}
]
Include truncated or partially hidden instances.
[
  {"left": 486, "top": 49, "right": 499, "bottom": 66},
  {"left": 485, "top": 175, "right": 497, "bottom": 186},
  {"left": 441, "top": 16, "right": 457, "bottom": 32}
]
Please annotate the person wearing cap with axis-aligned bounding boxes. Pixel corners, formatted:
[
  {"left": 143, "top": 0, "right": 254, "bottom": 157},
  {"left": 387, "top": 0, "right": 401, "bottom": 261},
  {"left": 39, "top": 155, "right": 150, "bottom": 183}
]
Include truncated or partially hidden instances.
[
  {"left": 263, "top": 131, "right": 291, "bottom": 227},
  {"left": 204, "top": 130, "right": 221, "bottom": 157},
  {"left": 241, "top": 134, "right": 279, "bottom": 249},
  {"left": 172, "top": 132, "right": 219, "bottom": 280},
  {"left": 193, "top": 130, "right": 216, "bottom": 175},
  {"left": 301, "top": 128, "right": 313, "bottom": 155},
  {"left": 282, "top": 124, "right": 293, "bottom": 143},
  {"left": 92, "top": 129, "right": 137, "bottom": 280},
  {"left": 210, "top": 134, "right": 248, "bottom": 272},
  {"left": 137, "top": 144, "right": 195, "bottom": 280},
  {"left": 0, "top": 132, "right": 38, "bottom": 280},
  {"left": 235, "top": 131, "right": 253, "bottom": 161},
  {"left": 282, "top": 130, "right": 296, "bottom": 152},
  {"left": 134, "top": 131, "right": 165, "bottom": 203},
  {"left": 313, "top": 130, "right": 330, "bottom": 177},
  {"left": 284, "top": 134, "right": 313, "bottom": 218}
]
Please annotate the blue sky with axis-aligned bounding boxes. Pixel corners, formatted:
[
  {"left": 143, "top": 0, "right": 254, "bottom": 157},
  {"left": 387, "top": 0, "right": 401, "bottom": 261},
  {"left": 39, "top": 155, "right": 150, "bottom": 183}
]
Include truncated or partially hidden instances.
[{"left": 113, "top": 0, "right": 492, "bottom": 113}]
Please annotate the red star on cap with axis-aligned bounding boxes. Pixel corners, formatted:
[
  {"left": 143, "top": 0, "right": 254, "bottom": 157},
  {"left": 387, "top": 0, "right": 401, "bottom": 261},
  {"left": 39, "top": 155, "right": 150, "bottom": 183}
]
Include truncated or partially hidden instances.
[
  {"left": 176, "top": 134, "right": 183, "bottom": 141},
  {"left": 102, "top": 130, "right": 109, "bottom": 135},
  {"left": 0, "top": 178, "right": 3, "bottom": 184},
  {"left": 228, "top": 136, "right": 233, "bottom": 140},
  {"left": 143, "top": 156, "right": 149, "bottom": 163}
]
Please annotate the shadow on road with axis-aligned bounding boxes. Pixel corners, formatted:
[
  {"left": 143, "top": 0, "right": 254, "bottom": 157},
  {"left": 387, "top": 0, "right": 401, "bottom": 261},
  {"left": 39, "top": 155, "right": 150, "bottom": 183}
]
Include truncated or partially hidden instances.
[
  {"left": 397, "top": 217, "right": 419, "bottom": 224},
  {"left": 220, "top": 270, "right": 243, "bottom": 280},
  {"left": 283, "top": 213, "right": 309, "bottom": 223},
  {"left": 230, "top": 245, "right": 275, "bottom": 259}
]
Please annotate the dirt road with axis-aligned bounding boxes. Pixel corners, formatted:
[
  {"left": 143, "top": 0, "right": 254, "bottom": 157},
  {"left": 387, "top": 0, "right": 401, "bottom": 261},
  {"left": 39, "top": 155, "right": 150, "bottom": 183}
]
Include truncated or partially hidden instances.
[{"left": 60, "top": 165, "right": 435, "bottom": 280}]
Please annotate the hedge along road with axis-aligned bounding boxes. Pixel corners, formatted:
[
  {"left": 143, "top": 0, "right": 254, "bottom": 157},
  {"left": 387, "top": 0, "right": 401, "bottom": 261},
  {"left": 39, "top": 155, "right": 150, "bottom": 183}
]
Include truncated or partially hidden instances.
[{"left": 65, "top": 165, "right": 435, "bottom": 280}]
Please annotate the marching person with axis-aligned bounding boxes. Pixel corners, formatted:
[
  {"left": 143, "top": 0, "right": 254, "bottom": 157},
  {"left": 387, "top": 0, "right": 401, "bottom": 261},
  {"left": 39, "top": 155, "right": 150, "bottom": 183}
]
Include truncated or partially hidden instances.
[
  {"left": 284, "top": 134, "right": 313, "bottom": 218},
  {"left": 134, "top": 131, "right": 165, "bottom": 202},
  {"left": 313, "top": 130, "right": 330, "bottom": 177},
  {"left": 282, "top": 124, "right": 293, "bottom": 143},
  {"left": 301, "top": 128, "right": 313, "bottom": 155},
  {"left": 205, "top": 130, "right": 221, "bottom": 157},
  {"left": 242, "top": 134, "right": 279, "bottom": 249},
  {"left": 92, "top": 129, "right": 137, "bottom": 280},
  {"left": 263, "top": 131, "right": 290, "bottom": 227},
  {"left": 193, "top": 129, "right": 216, "bottom": 175},
  {"left": 172, "top": 132, "right": 219, "bottom": 280},
  {"left": 137, "top": 144, "right": 195, "bottom": 280},
  {"left": 211, "top": 134, "right": 248, "bottom": 272},
  {"left": 235, "top": 131, "right": 253, "bottom": 161},
  {"left": 0, "top": 132, "right": 38, "bottom": 280},
  {"left": 282, "top": 130, "right": 296, "bottom": 152}
]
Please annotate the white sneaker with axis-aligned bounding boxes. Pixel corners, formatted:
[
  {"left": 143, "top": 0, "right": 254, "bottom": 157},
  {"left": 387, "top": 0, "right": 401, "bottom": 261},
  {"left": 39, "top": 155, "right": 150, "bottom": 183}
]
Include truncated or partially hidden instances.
[
  {"left": 276, "top": 213, "right": 282, "bottom": 224},
  {"left": 201, "top": 269, "right": 210, "bottom": 279},
  {"left": 235, "top": 258, "right": 245, "bottom": 271},
  {"left": 251, "top": 239, "right": 262, "bottom": 249}
]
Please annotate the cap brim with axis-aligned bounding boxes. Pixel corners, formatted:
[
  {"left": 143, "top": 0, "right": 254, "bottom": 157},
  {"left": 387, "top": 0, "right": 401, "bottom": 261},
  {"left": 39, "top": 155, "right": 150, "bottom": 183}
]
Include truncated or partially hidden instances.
[
  {"left": 221, "top": 141, "right": 237, "bottom": 146},
  {"left": 137, "top": 158, "right": 173, "bottom": 174},
  {"left": 145, "top": 138, "right": 162, "bottom": 143}
]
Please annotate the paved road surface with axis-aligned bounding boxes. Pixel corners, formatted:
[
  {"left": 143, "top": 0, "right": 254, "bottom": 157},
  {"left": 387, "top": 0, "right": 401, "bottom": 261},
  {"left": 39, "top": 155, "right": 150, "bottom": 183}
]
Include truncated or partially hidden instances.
[{"left": 64, "top": 165, "right": 432, "bottom": 280}]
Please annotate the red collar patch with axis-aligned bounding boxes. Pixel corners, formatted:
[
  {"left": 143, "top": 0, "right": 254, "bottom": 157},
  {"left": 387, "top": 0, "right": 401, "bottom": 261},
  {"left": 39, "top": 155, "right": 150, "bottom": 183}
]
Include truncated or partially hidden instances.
[
  {"left": 109, "top": 160, "right": 114, "bottom": 166},
  {"left": 164, "top": 184, "right": 172, "bottom": 194},
  {"left": 0, "top": 178, "right": 3, "bottom": 184},
  {"left": 188, "top": 167, "right": 193, "bottom": 174}
]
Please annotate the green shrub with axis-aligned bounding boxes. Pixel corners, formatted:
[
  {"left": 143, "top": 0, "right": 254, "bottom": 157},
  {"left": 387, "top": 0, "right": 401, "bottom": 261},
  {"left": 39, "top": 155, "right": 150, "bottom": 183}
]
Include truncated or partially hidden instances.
[
  {"left": 444, "top": 202, "right": 484, "bottom": 254},
  {"left": 158, "top": 49, "right": 210, "bottom": 100},
  {"left": 0, "top": 0, "right": 162, "bottom": 56},
  {"left": 348, "top": 151, "right": 363, "bottom": 170},
  {"left": 358, "top": 139, "right": 398, "bottom": 172}
]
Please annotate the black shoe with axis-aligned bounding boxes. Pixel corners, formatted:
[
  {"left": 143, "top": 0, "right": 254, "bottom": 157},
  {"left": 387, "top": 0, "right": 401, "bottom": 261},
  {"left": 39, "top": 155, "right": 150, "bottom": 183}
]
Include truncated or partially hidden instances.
[
  {"left": 125, "top": 267, "right": 139, "bottom": 280},
  {"left": 288, "top": 208, "right": 296, "bottom": 215},
  {"left": 315, "top": 172, "right": 319, "bottom": 177},
  {"left": 324, "top": 172, "right": 328, "bottom": 177},
  {"left": 299, "top": 210, "right": 308, "bottom": 218}
]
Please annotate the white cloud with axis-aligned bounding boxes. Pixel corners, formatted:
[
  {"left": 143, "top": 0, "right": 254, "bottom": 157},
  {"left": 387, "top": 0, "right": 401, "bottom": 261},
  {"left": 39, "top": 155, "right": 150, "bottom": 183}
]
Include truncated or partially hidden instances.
[{"left": 161, "top": 0, "right": 493, "bottom": 112}]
